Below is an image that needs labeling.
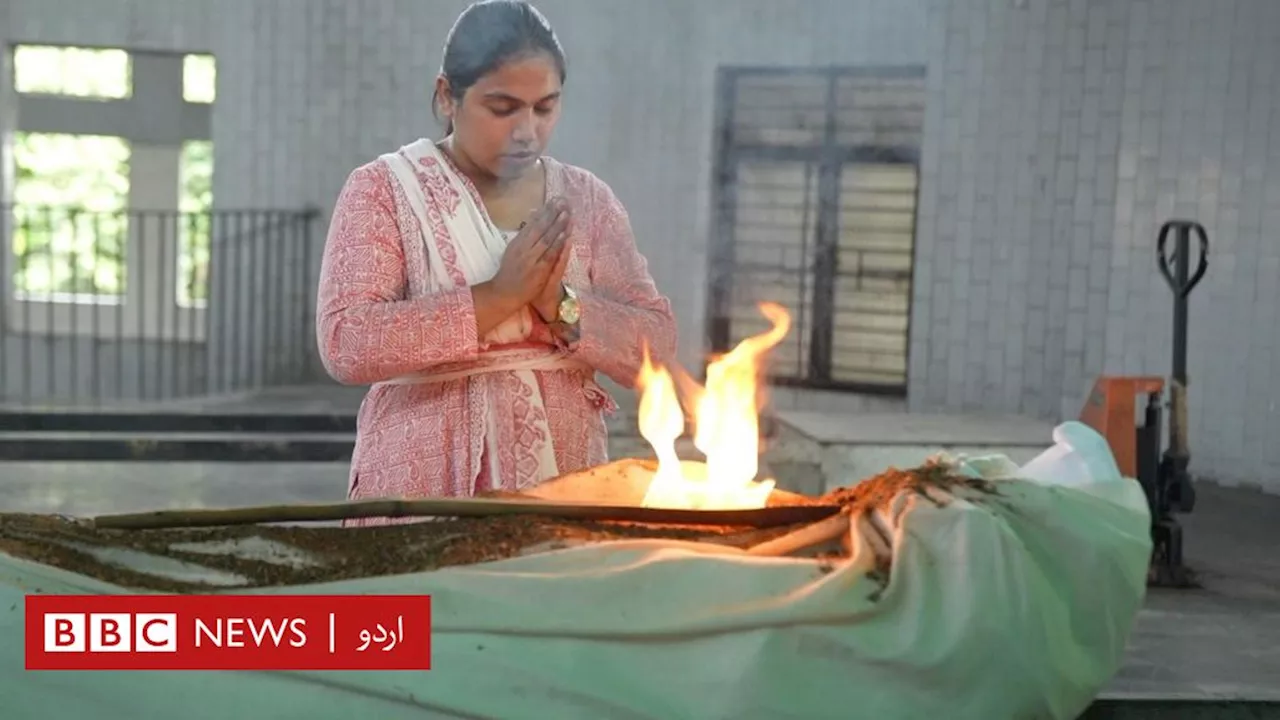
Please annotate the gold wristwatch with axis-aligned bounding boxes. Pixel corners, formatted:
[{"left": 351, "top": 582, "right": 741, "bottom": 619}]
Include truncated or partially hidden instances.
[{"left": 557, "top": 284, "right": 581, "bottom": 325}]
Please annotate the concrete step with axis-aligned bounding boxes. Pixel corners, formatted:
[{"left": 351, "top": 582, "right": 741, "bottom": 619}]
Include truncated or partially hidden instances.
[
  {"left": 0, "top": 429, "right": 650, "bottom": 464},
  {"left": 0, "top": 410, "right": 355, "bottom": 434},
  {"left": 0, "top": 404, "right": 763, "bottom": 468},
  {"left": 0, "top": 401, "right": 625, "bottom": 436},
  {"left": 0, "top": 431, "right": 355, "bottom": 462}
]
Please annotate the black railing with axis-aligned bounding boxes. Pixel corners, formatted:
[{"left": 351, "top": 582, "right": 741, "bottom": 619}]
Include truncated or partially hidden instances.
[{"left": 0, "top": 203, "right": 320, "bottom": 407}]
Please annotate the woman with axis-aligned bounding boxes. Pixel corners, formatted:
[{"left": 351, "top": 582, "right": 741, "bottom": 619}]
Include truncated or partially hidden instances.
[{"left": 316, "top": 0, "right": 677, "bottom": 518}]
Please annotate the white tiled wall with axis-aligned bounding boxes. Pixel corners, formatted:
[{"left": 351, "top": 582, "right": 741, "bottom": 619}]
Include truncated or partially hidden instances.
[
  {"left": 913, "top": 0, "right": 1280, "bottom": 489},
  {"left": 1107, "top": 0, "right": 1280, "bottom": 489},
  {"left": 913, "top": 0, "right": 1128, "bottom": 419}
]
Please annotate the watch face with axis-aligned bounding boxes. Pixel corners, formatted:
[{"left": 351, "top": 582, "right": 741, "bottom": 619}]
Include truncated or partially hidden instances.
[{"left": 560, "top": 299, "right": 581, "bottom": 325}]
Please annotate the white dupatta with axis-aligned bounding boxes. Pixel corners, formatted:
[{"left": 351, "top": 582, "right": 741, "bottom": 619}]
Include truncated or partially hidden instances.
[{"left": 378, "top": 138, "right": 579, "bottom": 491}]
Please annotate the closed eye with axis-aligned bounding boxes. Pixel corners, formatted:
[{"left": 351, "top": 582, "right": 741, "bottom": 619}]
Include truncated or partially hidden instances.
[
  {"left": 483, "top": 91, "right": 561, "bottom": 118},
  {"left": 488, "top": 103, "right": 557, "bottom": 118}
]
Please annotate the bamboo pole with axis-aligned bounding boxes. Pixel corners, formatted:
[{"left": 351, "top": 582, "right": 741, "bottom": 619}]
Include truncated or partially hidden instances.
[
  {"left": 746, "top": 511, "right": 851, "bottom": 557},
  {"left": 91, "top": 496, "right": 842, "bottom": 531}
]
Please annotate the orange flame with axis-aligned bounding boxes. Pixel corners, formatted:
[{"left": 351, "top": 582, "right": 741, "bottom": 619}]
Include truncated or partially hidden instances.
[{"left": 636, "top": 302, "right": 791, "bottom": 510}]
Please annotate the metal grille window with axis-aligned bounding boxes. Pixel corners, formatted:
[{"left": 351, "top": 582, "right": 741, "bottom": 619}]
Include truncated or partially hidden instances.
[{"left": 706, "top": 67, "right": 924, "bottom": 394}]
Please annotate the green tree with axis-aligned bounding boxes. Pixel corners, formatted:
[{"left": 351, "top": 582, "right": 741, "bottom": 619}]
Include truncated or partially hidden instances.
[
  {"left": 12, "top": 133, "right": 130, "bottom": 298},
  {"left": 179, "top": 140, "right": 213, "bottom": 305},
  {"left": 13, "top": 45, "right": 131, "bottom": 99},
  {"left": 10, "top": 46, "right": 218, "bottom": 305}
]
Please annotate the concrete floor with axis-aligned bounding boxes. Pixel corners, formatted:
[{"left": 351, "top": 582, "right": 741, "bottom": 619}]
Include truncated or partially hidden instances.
[
  {"left": 1107, "top": 481, "right": 1280, "bottom": 702},
  {"left": 0, "top": 461, "right": 350, "bottom": 516},
  {"left": 0, "top": 383, "right": 372, "bottom": 416}
]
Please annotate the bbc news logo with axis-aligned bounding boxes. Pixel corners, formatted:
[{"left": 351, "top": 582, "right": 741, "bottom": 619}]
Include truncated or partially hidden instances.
[
  {"left": 45, "top": 613, "right": 177, "bottom": 653},
  {"left": 26, "top": 594, "right": 431, "bottom": 671}
]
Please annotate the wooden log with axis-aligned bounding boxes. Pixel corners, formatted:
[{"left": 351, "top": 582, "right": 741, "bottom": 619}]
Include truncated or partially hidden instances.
[{"left": 91, "top": 496, "right": 842, "bottom": 531}]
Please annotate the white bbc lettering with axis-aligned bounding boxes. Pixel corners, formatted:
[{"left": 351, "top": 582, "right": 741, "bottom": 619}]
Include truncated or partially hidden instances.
[
  {"left": 193, "top": 618, "right": 307, "bottom": 648},
  {"left": 44, "top": 613, "right": 86, "bottom": 653},
  {"left": 42, "top": 613, "right": 176, "bottom": 653},
  {"left": 89, "top": 613, "right": 132, "bottom": 652},
  {"left": 134, "top": 614, "right": 178, "bottom": 652}
]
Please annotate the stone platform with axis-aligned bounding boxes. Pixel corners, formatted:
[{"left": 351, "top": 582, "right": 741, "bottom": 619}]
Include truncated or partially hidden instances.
[{"left": 765, "top": 409, "right": 1056, "bottom": 496}]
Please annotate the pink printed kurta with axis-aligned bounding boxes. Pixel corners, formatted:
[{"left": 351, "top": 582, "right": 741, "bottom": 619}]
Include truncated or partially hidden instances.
[{"left": 316, "top": 153, "right": 677, "bottom": 509}]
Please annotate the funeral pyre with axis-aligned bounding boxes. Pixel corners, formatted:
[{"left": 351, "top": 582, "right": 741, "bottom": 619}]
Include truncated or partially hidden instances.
[{"left": 0, "top": 304, "right": 998, "bottom": 593}]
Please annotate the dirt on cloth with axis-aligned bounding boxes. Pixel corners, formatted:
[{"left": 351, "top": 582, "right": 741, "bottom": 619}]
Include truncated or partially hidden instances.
[
  {"left": 818, "top": 460, "right": 999, "bottom": 591},
  {"left": 0, "top": 508, "right": 802, "bottom": 594},
  {"left": 0, "top": 462, "right": 994, "bottom": 594},
  {"left": 821, "top": 461, "right": 998, "bottom": 513}
]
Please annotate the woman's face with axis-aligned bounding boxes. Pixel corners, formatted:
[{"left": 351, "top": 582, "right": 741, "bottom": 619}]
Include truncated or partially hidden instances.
[{"left": 439, "top": 53, "right": 563, "bottom": 181}]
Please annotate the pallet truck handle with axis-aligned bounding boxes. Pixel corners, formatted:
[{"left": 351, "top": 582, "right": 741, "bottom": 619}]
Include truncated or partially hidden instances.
[{"left": 1157, "top": 220, "right": 1209, "bottom": 298}]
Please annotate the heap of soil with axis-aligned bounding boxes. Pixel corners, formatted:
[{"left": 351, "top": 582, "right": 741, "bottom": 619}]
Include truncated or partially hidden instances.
[{"left": 820, "top": 461, "right": 997, "bottom": 512}]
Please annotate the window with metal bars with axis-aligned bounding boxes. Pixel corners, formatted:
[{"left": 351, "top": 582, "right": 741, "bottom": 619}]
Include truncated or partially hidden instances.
[{"left": 705, "top": 66, "right": 924, "bottom": 395}]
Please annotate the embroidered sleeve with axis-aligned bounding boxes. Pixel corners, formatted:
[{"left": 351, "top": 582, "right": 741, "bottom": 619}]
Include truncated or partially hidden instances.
[
  {"left": 568, "top": 180, "right": 679, "bottom": 388},
  {"left": 316, "top": 163, "right": 480, "bottom": 385}
]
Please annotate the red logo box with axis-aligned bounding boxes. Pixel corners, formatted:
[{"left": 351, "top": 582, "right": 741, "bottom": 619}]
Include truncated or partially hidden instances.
[{"left": 25, "top": 594, "right": 432, "bottom": 671}]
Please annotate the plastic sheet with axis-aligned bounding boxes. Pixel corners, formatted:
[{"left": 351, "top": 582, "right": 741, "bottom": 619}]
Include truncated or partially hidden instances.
[{"left": 0, "top": 421, "right": 1151, "bottom": 719}]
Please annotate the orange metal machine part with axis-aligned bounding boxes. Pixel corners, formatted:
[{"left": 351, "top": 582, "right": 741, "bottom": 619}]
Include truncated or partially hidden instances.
[{"left": 1078, "top": 375, "right": 1165, "bottom": 479}]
